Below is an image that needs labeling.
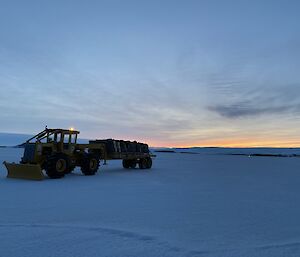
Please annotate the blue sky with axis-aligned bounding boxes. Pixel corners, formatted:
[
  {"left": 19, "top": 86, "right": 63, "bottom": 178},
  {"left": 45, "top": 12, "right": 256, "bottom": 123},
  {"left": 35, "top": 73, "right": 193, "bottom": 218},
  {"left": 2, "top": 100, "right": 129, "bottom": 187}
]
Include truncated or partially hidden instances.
[{"left": 0, "top": 0, "right": 300, "bottom": 146}]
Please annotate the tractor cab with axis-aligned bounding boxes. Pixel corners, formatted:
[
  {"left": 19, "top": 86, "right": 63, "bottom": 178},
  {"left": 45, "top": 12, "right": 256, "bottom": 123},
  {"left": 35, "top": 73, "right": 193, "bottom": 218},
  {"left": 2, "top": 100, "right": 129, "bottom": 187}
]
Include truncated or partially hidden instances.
[
  {"left": 26, "top": 128, "right": 79, "bottom": 144},
  {"left": 22, "top": 128, "right": 80, "bottom": 163}
]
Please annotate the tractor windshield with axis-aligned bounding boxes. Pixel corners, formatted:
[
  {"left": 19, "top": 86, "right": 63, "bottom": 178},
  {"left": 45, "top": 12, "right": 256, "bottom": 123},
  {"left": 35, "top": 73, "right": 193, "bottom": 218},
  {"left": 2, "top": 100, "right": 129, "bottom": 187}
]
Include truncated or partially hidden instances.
[{"left": 62, "top": 133, "right": 77, "bottom": 144}]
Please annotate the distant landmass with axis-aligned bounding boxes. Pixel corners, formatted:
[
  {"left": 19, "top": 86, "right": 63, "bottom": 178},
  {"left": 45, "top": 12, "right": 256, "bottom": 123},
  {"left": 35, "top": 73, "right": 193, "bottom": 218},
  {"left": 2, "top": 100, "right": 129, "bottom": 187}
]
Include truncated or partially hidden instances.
[
  {"left": 0, "top": 133, "right": 31, "bottom": 146},
  {"left": 154, "top": 147, "right": 300, "bottom": 156}
]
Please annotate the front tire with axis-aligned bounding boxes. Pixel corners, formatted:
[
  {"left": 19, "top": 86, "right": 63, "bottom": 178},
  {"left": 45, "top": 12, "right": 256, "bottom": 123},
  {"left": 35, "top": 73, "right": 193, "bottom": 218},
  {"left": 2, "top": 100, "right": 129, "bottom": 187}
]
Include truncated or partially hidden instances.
[{"left": 45, "top": 154, "right": 69, "bottom": 179}]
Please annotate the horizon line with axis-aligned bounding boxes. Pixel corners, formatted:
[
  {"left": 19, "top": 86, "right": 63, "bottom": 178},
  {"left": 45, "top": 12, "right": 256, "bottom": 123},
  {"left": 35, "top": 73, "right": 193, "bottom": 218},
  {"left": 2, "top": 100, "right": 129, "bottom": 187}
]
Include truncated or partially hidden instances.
[{"left": 0, "top": 131, "right": 299, "bottom": 149}]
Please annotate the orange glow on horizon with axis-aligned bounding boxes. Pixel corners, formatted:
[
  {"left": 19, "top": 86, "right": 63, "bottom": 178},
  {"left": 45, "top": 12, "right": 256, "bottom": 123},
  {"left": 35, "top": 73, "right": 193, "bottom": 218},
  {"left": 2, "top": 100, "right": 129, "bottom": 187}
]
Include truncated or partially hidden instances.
[
  {"left": 148, "top": 138, "right": 300, "bottom": 148},
  {"left": 80, "top": 133, "right": 300, "bottom": 148}
]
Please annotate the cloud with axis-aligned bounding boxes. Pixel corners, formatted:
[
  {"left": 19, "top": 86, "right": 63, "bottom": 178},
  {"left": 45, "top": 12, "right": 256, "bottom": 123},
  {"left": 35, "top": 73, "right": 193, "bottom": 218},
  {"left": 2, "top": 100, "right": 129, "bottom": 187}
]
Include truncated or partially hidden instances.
[{"left": 208, "top": 101, "right": 300, "bottom": 119}]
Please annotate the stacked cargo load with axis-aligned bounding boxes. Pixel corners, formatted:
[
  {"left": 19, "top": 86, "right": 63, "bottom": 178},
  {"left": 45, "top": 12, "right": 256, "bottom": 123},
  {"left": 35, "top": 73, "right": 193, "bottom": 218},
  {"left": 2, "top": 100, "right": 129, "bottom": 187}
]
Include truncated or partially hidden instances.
[{"left": 89, "top": 139, "right": 150, "bottom": 159}]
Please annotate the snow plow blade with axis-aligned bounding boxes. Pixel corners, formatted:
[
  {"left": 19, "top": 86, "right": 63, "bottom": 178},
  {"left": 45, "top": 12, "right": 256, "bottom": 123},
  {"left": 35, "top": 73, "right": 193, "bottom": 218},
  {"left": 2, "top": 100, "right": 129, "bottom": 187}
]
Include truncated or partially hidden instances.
[{"left": 3, "top": 161, "right": 44, "bottom": 180}]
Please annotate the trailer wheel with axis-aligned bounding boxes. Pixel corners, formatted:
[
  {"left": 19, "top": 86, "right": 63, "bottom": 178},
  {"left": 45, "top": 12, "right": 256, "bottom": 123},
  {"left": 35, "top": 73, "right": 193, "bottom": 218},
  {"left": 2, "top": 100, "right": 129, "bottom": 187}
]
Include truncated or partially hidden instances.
[
  {"left": 123, "top": 159, "right": 137, "bottom": 169},
  {"left": 139, "top": 157, "right": 152, "bottom": 169},
  {"left": 146, "top": 157, "right": 152, "bottom": 169},
  {"left": 139, "top": 158, "right": 148, "bottom": 169},
  {"left": 81, "top": 154, "right": 100, "bottom": 176},
  {"left": 122, "top": 159, "right": 130, "bottom": 169},
  {"left": 45, "top": 154, "right": 68, "bottom": 179},
  {"left": 129, "top": 160, "right": 137, "bottom": 169}
]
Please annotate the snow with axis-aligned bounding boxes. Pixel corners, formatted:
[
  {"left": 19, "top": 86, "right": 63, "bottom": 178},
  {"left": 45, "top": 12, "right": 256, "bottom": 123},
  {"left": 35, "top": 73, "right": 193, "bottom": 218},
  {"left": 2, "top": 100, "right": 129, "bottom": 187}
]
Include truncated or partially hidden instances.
[{"left": 1, "top": 148, "right": 300, "bottom": 256}]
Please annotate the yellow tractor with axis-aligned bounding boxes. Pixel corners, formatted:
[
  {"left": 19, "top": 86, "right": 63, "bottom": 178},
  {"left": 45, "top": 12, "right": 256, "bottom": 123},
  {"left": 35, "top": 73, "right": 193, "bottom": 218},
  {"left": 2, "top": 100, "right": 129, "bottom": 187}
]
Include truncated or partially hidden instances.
[{"left": 3, "top": 128, "right": 106, "bottom": 180}]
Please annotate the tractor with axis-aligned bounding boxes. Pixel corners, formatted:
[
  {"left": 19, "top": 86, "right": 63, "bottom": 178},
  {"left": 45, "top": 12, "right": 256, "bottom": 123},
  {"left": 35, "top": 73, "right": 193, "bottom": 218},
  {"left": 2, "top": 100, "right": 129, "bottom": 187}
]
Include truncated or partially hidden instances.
[
  {"left": 3, "top": 128, "right": 105, "bottom": 179},
  {"left": 3, "top": 128, "right": 153, "bottom": 180}
]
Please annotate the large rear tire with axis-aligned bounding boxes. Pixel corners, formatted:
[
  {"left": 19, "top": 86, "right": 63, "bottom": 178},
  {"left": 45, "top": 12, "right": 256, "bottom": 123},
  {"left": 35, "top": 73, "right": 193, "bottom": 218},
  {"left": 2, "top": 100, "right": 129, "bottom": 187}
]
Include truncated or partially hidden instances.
[
  {"left": 81, "top": 154, "right": 100, "bottom": 176},
  {"left": 45, "top": 154, "right": 69, "bottom": 179}
]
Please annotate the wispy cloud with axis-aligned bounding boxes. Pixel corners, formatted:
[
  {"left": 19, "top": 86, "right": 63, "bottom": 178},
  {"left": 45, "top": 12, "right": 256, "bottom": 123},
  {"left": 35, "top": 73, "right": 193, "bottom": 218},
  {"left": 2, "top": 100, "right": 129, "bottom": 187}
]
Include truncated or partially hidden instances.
[
  {"left": 207, "top": 82, "right": 300, "bottom": 119},
  {"left": 208, "top": 102, "right": 298, "bottom": 118}
]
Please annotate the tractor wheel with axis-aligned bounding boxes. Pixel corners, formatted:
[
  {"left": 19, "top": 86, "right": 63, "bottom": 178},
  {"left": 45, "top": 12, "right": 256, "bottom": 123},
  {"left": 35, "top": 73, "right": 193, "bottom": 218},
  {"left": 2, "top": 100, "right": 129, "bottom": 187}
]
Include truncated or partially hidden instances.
[
  {"left": 81, "top": 154, "right": 100, "bottom": 176},
  {"left": 45, "top": 154, "right": 69, "bottom": 179}
]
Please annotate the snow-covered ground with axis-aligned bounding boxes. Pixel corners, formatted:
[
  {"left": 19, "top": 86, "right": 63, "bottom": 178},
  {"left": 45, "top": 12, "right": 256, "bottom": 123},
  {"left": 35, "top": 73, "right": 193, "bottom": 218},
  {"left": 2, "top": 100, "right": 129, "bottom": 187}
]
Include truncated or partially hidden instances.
[{"left": 1, "top": 148, "right": 300, "bottom": 257}]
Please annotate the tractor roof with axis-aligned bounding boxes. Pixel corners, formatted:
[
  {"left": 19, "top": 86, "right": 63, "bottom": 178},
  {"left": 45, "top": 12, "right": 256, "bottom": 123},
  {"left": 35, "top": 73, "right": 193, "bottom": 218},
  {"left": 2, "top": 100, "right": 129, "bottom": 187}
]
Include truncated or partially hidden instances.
[
  {"left": 45, "top": 128, "right": 80, "bottom": 134},
  {"left": 26, "top": 128, "right": 80, "bottom": 143}
]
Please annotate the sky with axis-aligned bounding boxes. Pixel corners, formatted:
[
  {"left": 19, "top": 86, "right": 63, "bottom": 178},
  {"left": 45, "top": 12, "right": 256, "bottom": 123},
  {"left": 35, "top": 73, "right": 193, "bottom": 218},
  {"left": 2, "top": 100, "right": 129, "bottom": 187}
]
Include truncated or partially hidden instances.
[{"left": 0, "top": 0, "right": 300, "bottom": 147}]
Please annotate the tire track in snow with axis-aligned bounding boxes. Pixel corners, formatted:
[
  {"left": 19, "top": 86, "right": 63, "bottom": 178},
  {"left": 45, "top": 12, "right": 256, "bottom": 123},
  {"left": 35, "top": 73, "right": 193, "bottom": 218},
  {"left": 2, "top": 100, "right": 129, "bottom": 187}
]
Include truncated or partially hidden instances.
[
  {"left": 186, "top": 241, "right": 300, "bottom": 257},
  {"left": 0, "top": 223, "right": 155, "bottom": 241},
  {"left": 255, "top": 241, "right": 300, "bottom": 250},
  {"left": 0, "top": 223, "right": 194, "bottom": 256},
  {"left": 4, "top": 223, "right": 298, "bottom": 256}
]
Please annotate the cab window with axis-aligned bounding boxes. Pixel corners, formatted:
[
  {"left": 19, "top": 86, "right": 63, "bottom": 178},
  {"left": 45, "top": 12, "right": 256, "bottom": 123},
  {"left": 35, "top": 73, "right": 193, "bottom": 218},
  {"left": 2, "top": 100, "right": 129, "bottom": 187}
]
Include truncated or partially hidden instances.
[
  {"left": 64, "top": 134, "right": 70, "bottom": 143},
  {"left": 71, "top": 134, "right": 77, "bottom": 144},
  {"left": 55, "top": 133, "right": 61, "bottom": 142},
  {"left": 47, "top": 133, "right": 55, "bottom": 143}
]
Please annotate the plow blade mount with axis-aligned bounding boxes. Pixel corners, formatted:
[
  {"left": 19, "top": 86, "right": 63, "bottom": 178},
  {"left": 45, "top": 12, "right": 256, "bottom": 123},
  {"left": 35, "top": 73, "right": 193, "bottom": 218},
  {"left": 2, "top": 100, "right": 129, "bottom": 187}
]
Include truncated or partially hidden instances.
[{"left": 3, "top": 162, "right": 44, "bottom": 180}]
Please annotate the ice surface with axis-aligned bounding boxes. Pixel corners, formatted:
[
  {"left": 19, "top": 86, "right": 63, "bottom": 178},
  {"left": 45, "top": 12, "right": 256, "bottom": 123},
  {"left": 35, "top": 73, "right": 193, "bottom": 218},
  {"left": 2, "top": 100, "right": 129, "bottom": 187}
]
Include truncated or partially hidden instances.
[{"left": 1, "top": 148, "right": 300, "bottom": 256}]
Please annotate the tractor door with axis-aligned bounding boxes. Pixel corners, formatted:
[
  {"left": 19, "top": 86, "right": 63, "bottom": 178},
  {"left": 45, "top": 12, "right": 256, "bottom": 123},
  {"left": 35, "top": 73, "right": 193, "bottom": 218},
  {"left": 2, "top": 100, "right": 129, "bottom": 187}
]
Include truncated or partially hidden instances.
[
  {"left": 62, "top": 133, "right": 77, "bottom": 154},
  {"left": 55, "top": 132, "right": 63, "bottom": 152}
]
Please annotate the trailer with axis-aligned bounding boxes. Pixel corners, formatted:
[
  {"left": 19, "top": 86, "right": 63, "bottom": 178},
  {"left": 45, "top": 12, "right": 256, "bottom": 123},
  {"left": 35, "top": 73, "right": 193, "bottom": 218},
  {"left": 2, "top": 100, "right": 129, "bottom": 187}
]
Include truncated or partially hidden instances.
[{"left": 90, "top": 139, "right": 152, "bottom": 169}]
